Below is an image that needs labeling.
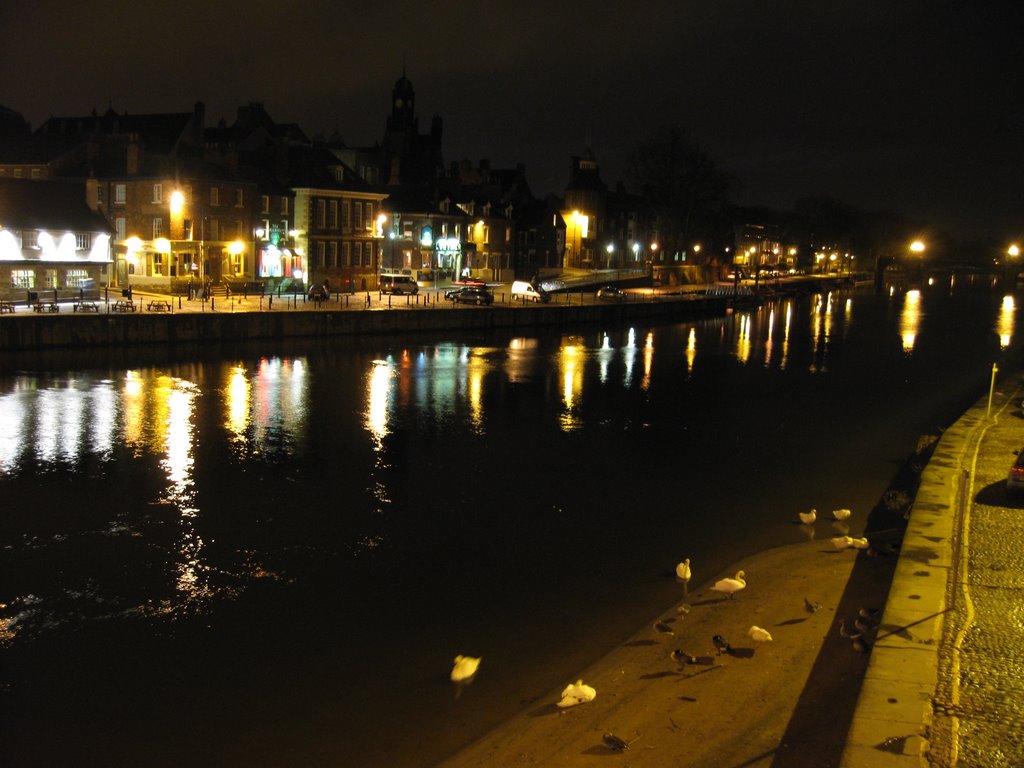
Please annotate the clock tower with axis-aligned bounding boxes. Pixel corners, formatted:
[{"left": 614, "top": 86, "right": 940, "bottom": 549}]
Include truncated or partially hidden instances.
[{"left": 388, "top": 71, "right": 416, "bottom": 133}]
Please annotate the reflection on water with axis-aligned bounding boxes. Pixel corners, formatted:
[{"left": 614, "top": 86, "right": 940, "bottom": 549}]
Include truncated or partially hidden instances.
[
  {"left": 998, "top": 295, "right": 1016, "bottom": 349},
  {"left": 559, "top": 336, "right": 584, "bottom": 431},
  {"left": 901, "top": 290, "right": 922, "bottom": 353}
]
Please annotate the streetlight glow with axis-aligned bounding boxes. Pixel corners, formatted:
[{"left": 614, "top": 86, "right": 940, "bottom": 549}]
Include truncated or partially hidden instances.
[{"left": 910, "top": 240, "right": 926, "bottom": 253}]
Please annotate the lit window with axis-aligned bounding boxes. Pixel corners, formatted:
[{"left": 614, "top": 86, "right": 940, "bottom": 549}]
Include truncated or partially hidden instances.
[
  {"left": 152, "top": 218, "right": 163, "bottom": 238},
  {"left": 30, "top": 168, "right": 41, "bottom": 180},
  {"left": 152, "top": 183, "right": 162, "bottom": 203},
  {"left": 114, "top": 184, "right": 126, "bottom": 204},
  {"left": 76, "top": 233, "right": 91, "bottom": 250},
  {"left": 11, "top": 269, "right": 34, "bottom": 288},
  {"left": 65, "top": 269, "right": 88, "bottom": 287}
]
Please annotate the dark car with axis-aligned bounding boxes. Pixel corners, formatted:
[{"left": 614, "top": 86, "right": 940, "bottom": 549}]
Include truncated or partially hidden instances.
[
  {"left": 308, "top": 284, "right": 329, "bottom": 301},
  {"left": 1007, "top": 450, "right": 1024, "bottom": 496},
  {"left": 445, "top": 286, "right": 494, "bottom": 306},
  {"left": 596, "top": 285, "right": 627, "bottom": 301}
]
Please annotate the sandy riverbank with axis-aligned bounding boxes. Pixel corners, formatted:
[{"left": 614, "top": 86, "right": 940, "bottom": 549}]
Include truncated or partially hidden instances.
[{"left": 438, "top": 531, "right": 901, "bottom": 768}]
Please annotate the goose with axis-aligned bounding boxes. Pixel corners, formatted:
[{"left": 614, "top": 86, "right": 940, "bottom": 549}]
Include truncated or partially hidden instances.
[
  {"left": 450, "top": 655, "right": 481, "bottom": 682},
  {"left": 748, "top": 626, "right": 773, "bottom": 643},
  {"left": 850, "top": 537, "right": 870, "bottom": 550},
  {"left": 839, "top": 620, "right": 861, "bottom": 639},
  {"left": 832, "top": 508, "right": 852, "bottom": 521},
  {"left": 557, "top": 679, "right": 596, "bottom": 708},
  {"left": 798, "top": 508, "right": 817, "bottom": 525},
  {"left": 831, "top": 535, "right": 854, "bottom": 550},
  {"left": 710, "top": 570, "right": 746, "bottom": 599}
]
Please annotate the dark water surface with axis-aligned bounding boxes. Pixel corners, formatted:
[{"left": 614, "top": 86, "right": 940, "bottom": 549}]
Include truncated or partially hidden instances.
[{"left": 2, "top": 283, "right": 1020, "bottom": 767}]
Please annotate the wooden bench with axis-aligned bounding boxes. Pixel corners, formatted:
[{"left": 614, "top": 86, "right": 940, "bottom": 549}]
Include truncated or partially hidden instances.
[
  {"left": 111, "top": 300, "right": 136, "bottom": 313},
  {"left": 147, "top": 300, "right": 172, "bottom": 312},
  {"left": 0, "top": 300, "right": 14, "bottom": 314},
  {"left": 32, "top": 301, "right": 59, "bottom": 313},
  {"left": 74, "top": 301, "right": 99, "bottom": 312}
]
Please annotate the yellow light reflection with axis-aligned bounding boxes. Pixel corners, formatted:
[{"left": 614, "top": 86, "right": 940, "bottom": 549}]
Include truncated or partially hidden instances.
[
  {"left": 598, "top": 333, "right": 613, "bottom": 384},
  {"left": 900, "top": 290, "right": 921, "bottom": 353},
  {"left": 765, "top": 308, "right": 775, "bottom": 368},
  {"left": 225, "top": 366, "right": 250, "bottom": 442},
  {"left": 366, "top": 359, "right": 393, "bottom": 448},
  {"left": 736, "top": 314, "right": 751, "bottom": 364},
  {"left": 998, "top": 295, "right": 1015, "bottom": 349},
  {"left": 559, "top": 338, "right": 584, "bottom": 431},
  {"left": 623, "top": 328, "right": 637, "bottom": 388},
  {"left": 782, "top": 302, "right": 792, "bottom": 369},
  {"left": 468, "top": 355, "right": 486, "bottom": 431},
  {"left": 641, "top": 332, "right": 654, "bottom": 390},
  {"left": 685, "top": 327, "right": 696, "bottom": 374}
]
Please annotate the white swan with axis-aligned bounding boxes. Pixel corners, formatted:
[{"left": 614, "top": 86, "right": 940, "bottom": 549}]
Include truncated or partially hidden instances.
[
  {"left": 850, "top": 537, "right": 870, "bottom": 550},
  {"left": 798, "top": 508, "right": 817, "bottom": 525},
  {"left": 831, "top": 535, "right": 854, "bottom": 550},
  {"left": 450, "top": 655, "right": 481, "bottom": 682},
  {"left": 675, "top": 558, "right": 692, "bottom": 583},
  {"left": 710, "top": 570, "right": 746, "bottom": 599},
  {"left": 832, "top": 508, "right": 852, "bottom": 521},
  {"left": 748, "top": 625, "right": 773, "bottom": 643},
  {"left": 557, "top": 679, "right": 596, "bottom": 708}
]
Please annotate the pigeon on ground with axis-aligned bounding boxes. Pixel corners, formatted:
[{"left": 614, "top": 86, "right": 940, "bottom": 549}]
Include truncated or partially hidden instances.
[
  {"left": 654, "top": 620, "right": 675, "bottom": 637},
  {"left": 670, "top": 648, "right": 698, "bottom": 665},
  {"left": 603, "top": 733, "right": 635, "bottom": 752},
  {"left": 713, "top": 634, "right": 733, "bottom": 655},
  {"left": 804, "top": 597, "right": 822, "bottom": 613}
]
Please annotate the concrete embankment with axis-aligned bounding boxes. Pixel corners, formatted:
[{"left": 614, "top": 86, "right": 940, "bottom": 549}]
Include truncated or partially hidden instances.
[{"left": 0, "top": 296, "right": 727, "bottom": 352}]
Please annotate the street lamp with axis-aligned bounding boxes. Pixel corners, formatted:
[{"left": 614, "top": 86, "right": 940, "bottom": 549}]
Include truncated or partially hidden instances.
[
  {"left": 631, "top": 242, "right": 639, "bottom": 263},
  {"left": 606, "top": 242, "right": 614, "bottom": 270}
]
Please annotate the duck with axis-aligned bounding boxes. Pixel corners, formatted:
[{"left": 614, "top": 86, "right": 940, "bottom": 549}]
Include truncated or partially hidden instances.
[
  {"left": 450, "top": 655, "right": 481, "bottom": 682},
  {"left": 798, "top": 508, "right": 817, "bottom": 525},
  {"left": 832, "top": 508, "right": 852, "bottom": 521},
  {"left": 675, "top": 558, "right": 692, "bottom": 585},
  {"left": 748, "top": 625, "right": 773, "bottom": 643},
  {"left": 710, "top": 570, "right": 746, "bottom": 599},
  {"left": 557, "top": 679, "right": 597, "bottom": 708}
]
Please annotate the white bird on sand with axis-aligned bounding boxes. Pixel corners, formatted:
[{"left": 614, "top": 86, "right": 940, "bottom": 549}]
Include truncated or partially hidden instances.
[
  {"left": 450, "top": 655, "right": 481, "bottom": 682},
  {"left": 557, "top": 679, "right": 597, "bottom": 708},
  {"left": 675, "top": 558, "right": 692, "bottom": 584},
  {"left": 832, "top": 508, "right": 852, "bottom": 521},
  {"left": 748, "top": 626, "right": 773, "bottom": 643},
  {"left": 710, "top": 570, "right": 746, "bottom": 599},
  {"left": 798, "top": 508, "right": 817, "bottom": 525},
  {"left": 831, "top": 535, "right": 854, "bottom": 550},
  {"left": 850, "top": 537, "right": 870, "bottom": 550}
]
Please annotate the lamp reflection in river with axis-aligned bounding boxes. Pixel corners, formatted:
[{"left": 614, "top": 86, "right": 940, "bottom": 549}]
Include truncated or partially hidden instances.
[
  {"left": 623, "top": 328, "right": 637, "bottom": 388},
  {"left": 736, "top": 313, "right": 751, "bottom": 365},
  {"left": 997, "top": 295, "right": 1015, "bottom": 349},
  {"left": 900, "top": 290, "right": 921, "bottom": 353},
  {"left": 641, "top": 332, "right": 654, "bottom": 390},
  {"left": 559, "top": 337, "right": 584, "bottom": 431},
  {"left": 685, "top": 327, "right": 696, "bottom": 375},
  {"left": 225, "top": 366, "right": 250, "bottom": 444},
  {"left": 366, "top": 359, "right": 394, "bottom": 449},
  {"left": 598, "top": 333, "right": 613, "bottom": 384}
]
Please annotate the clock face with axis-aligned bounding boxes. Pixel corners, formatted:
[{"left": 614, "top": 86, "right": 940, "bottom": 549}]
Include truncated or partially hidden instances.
[{"left": 395, "top": 98, "right": 404, "bottom": 108}]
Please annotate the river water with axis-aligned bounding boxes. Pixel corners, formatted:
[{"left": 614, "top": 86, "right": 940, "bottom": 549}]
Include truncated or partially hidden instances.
[{"left": 1, "top": 280, "right": 1020, "bottom": 767}]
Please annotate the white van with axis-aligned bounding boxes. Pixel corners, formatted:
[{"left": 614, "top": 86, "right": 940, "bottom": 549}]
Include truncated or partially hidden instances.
[
  {"left": 510, "top": 280, "right": 550, "bottom": 303},
  {"left": 380, "top": 274, "right": 419, "bottom": 295}
]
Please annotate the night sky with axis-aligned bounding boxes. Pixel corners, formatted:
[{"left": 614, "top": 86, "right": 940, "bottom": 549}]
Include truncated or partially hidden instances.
[{"left": 3, "top": 1, "right": 1021, "bottom": 241}]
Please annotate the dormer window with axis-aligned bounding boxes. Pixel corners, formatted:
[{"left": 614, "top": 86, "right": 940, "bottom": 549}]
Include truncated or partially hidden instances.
[{"left": 440, "top": 199, "right": 450, "bottom": 214}]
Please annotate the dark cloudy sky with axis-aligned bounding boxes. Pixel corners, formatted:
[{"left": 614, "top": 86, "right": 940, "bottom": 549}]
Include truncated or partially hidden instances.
[{"left": 3, "top": 1, "right": 1021, "bottom": 240}]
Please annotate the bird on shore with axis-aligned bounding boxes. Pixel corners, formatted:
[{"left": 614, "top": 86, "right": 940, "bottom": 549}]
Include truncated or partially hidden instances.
[
  {"left": 711, "top": 570, "right": 746, "bottom": 599},
  {"left": 832, "top": 508, "right": 852, "bottom": 521},
  {"left": 558, "top": 679, "right": 597, "bottom": 708},
  {"left": 850, "top": 537, "right": 870, "bottom": 550},
  {"left": 654, "top": 620, "right": 675, "bottom": 637},
  {"left": 675, "top": 558, "right": 692, "bottom": 596},
  {"left": 676, "top": 603, "right": 692, "bottom": 616},
  {"left": 804, "top": 596, "right": 822, "bottom": 613},
  {"left": 603, "top": 733, "right": 637, "bottom": 752},
  {"left": 831, "top": 535, "right": 854, "bottom": 550},
  {"left": 858, "top": 607, "right": 881, "bottom": 621},
  {"left": 713, "top": 634, "right": 733, "bottom": 655},
  {"left": 450, "top": 655, "right": 481, "bottom": 683},
  {"left": 670, "top": 648, "right": 698, "bottom": 665},
  {"left": 839, "top": 620, "right": 861, "bottom": 639},
  {"left": 852, "top": 636, "right": 872, "bottom": 654},
  {"left": 748, "top": 626, "right": 773, "bottom": 643},
  {"left": 798, "top": 508, "right": 817, "bottom": 525}
]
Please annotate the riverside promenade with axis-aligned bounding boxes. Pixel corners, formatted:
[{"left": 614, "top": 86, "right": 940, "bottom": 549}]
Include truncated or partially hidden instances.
[{"left": 841, "top": 374, "right": 1024, "bottom": 767}]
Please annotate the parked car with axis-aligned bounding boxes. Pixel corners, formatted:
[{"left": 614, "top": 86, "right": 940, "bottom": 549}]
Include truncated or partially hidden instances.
[
  {"left": 308, "top": 283, "right": 329, "bottom": 301},
  {"left": 444, "top": 286, "right": 494, "bottom": 306},
  {"left": 510, "top": 280, "right": 550, "bottom": 303},
  {"left": 455, "top": 274, "right": 487, "bottom": 286},
  {"left": 1007, "top": 450, "right": 1024, "bottom": 496},
  {"left": 596, "top": 285, "right": 627, "bottom": 301}
]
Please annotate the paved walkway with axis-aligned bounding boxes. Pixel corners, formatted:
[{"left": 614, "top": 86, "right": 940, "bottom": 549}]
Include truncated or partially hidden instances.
[{"left": 841, "top": 373, "right": 1024, "bottom": 767}]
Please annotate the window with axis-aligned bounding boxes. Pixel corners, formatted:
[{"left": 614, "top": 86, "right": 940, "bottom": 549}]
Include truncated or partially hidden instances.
[
  {"left": 76, "top": 233, "right": 91, "bottom": 250},
  {"left": 354, "top": 241, "right": 362, "bottom": 267},
  {"left": 280, "top": 219, "right": 289, "bottom": 238},
  {"left": 22, "top": 230, "right": 38, "bottom": 248},
  {"left": 342, "top": 200, "right": 351, "bottom": 230},
  {"left": 317, "top": 241, "right": 326, "bottom": 267},
  {"left": 114, "top": 184, "right": 126, "bottom": 204},
  {"left": 209, "top": 219, "right": 220, "bottom": 239},
  {"left": 505, "top": 226, "right": 511, "bottom": 242},
  {"left": 403, "top": 221, "right": 413, "bottom": 238},
  {"left": 97, "top": 185, "right": 104, "bottom": 205},
  {"left": 343, "top": 241, "right": 351, "bottom": 267},
  {"left": 281, "top": 197, "right": 289, "bottom": 215},
  {"left": 329, "top": 241, "right": 338, "bottom": 267},
  {"left": 13, "top": 168, "right": 23, "bottom": 179},
  {"left": 365, "top": 202, "right": 373, "bottom": 229},
  {"left": 354, "top": 202, "right": 363, "bottom": 230},
  {"left": 152, "top": 217, "right": 163, "bottom": 238},
  {"left": 210, "top": 187, "right": 220, "bottom": 206},
  {"left": 65, "top": 269, "right": 88, "bottom": 287},
  {"left": 30, "top": 168, "right": 41, "bottom": 180},
  {"left": 11, "top": 269, "right": 34, "bottom": 289},
  {"left": 483, "top": 226, "right": 490, "bottom": 244},
  {"left": 115, "top": 217, "right": 126, "bottom": 240},
  {"left": 234, "top": 189, "right": 244, "bottom": 207},
  {"left": 316, "top": 199, "right": 326, "bottom": 227},
  {"left": 329, "top": 200, "right": 338, "bottom": 228},
  {"left": 152, "top": 183, "right": 162, "bottom": 203},
  {"left": 440, "top": 199, "right": 449, "bottom": 214}
]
